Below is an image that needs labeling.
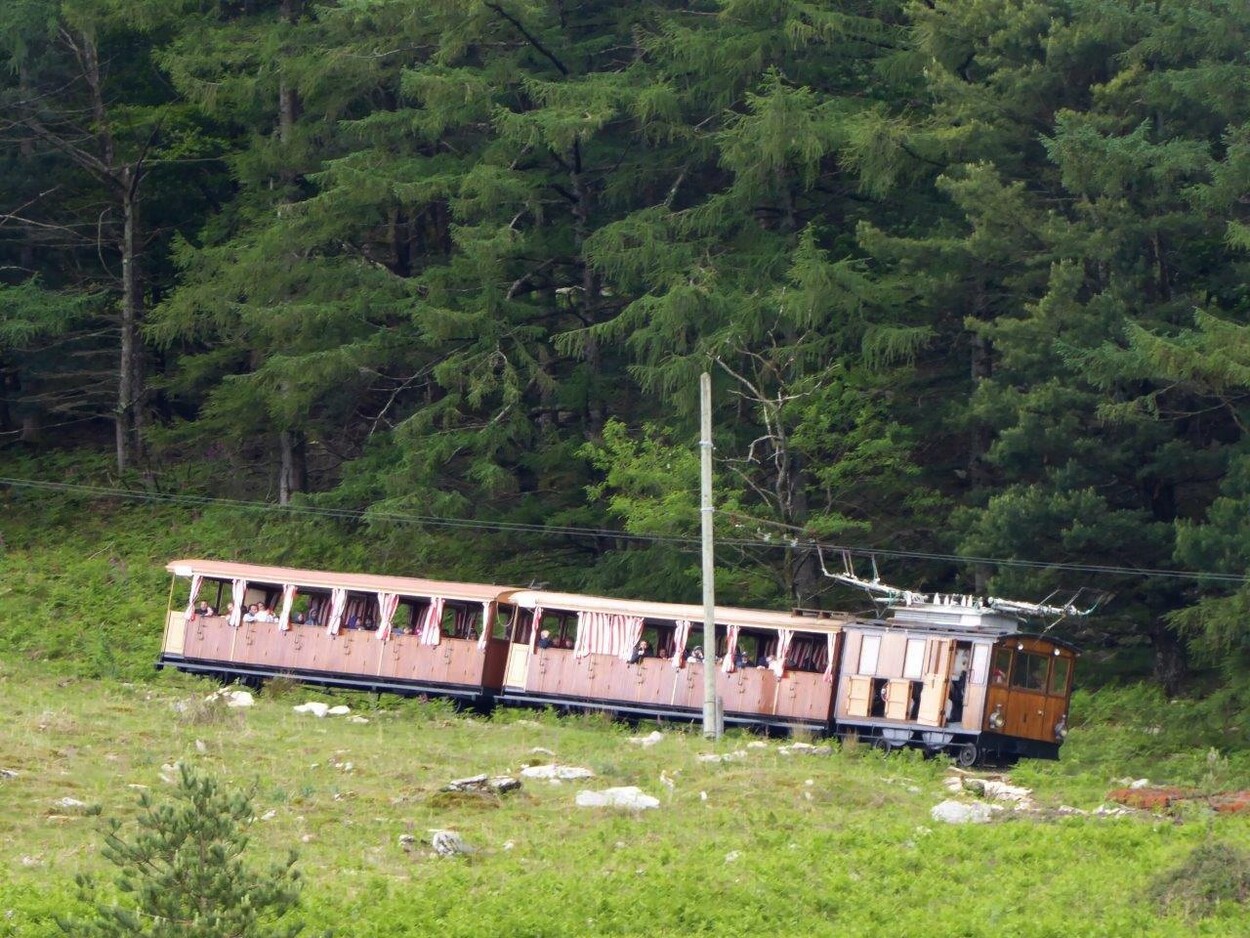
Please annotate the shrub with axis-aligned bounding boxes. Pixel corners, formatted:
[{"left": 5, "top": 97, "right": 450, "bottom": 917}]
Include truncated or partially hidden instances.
[
  {"left": 1149, "top": 841, "right": 1250, "bottom": 921},
  {"left": 60, "top": 763, "right": 308, "bottom": 938}
]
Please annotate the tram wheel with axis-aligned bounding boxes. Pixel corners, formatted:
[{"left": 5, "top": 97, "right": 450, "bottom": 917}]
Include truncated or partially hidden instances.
[
  {"left": 872, "top": 737, "right": 894, "bottom": 755},
  {"left": 956, "top": 742, "right": 979, "bottom": 768}
]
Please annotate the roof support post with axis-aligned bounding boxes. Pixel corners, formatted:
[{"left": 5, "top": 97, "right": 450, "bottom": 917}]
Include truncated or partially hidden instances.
[{"left": 700, "top": 372, "right": 721, "bottom": 739}]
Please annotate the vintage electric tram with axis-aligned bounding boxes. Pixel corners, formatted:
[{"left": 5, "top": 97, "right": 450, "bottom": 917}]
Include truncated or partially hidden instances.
[{"left": 157, "top": 558, "right": 1084, "bottom": 763}]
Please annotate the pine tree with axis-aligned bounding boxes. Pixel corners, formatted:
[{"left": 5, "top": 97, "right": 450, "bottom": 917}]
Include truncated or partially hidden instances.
[{"left": 62, "top": 763, "right": 306, "bottom": 938}]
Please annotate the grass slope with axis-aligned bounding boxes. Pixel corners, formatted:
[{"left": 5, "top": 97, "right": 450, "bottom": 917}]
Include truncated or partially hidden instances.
[{"left": 2, "top": 663, "right": 1250, "bottom": 937}]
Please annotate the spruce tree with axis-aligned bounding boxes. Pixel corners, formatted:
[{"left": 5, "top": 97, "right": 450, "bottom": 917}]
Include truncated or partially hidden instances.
[{"left": 62, "top": 763, "right": 305, "bottom": 938}]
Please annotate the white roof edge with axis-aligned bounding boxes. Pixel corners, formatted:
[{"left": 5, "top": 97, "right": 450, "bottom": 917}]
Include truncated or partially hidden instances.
[{"left": 499, "top": 589, "right": 850, "bottom": 633}]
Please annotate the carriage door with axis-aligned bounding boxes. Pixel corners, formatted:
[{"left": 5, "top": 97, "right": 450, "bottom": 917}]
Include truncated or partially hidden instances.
[
  {"left": 915, "top": 638, "right": 954, "bottom": 726},
  {"left": 503, "top": 607, "right": 532, "bottom": 689}
]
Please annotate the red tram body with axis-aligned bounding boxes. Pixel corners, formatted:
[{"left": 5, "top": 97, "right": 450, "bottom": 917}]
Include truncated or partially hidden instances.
[{"left": 158, "top": 559, "right": 1078, "bottom": 763}]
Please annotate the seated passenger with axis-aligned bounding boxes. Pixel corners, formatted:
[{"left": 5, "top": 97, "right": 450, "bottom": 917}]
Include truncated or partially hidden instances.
[
  {"left": 627, "top": 640, "right": 649, "bottom": 665},
  {"left": 537, "top": 629, "right": 553, "bottom": 649},
  {"left": 243, "top": 603, "right": 260, "bottom": 623},
  {"left": 658, "top": 647, "right": 670, "bottom": 660},
  {"left": 224, "top": 602, "right": 237, "bottom": 622},
  {"left": 292, "top": 611, "right": 306, "bottom": 625},
  {"left": 255, "top": 604, "right": 278, "bottom": 624},
  {"left": 345, "top": 613, "right": 359, "bottom": 630},
  {"left": 688, "top": 646, "right": 705, "bottom": 663},
  {"left": 733, "top": 647, "right": 748, "bottom": 669},
  {"left": 362, "top": 616, "right": 376, "bottom": 631},
  {"left": 561, "top": 636, "right": 574, "bottom": 649},
  {"left": 195, "top": 600, "right": 215, "bottom": 618}
]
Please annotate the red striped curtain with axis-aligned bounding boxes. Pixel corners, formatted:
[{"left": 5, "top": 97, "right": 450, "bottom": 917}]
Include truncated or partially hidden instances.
[
  {"left": 672, "top": 619, "right": 692, "bottom": 669},
  {"left": 326, "top": 587, "right": 348, "bottom": 635},
  {"left": 418, "top": 597, "right": 445, "bottom": 646},
  {"left": 278, "top": 584, "right": 297, "bottom": 632},
  {"left": 574, "top": 611, "right": 644, "bottom": 660},
  {"left": 375, "top": 591, "right": 400, "bottom": 641},
  {"left": 528, "top": 606, "right": 545, "bottom": 650},
  {"left": 477, "top": 602, "right": 492, "bottom": 651},
  {"left": 773, "top": 628, "right": 795, "bottom": 677},
  {"left": 183, "top": 574, "right": 204, "bottom": 623},
  {"left": 228, "top": 579, "right": 247, "bottom": 628},
  {"left": 721, "top": 624, "right": 740, "bottom": 673},
  {"left": 823, "top": 633, "right": 837, "bottom": 683}
]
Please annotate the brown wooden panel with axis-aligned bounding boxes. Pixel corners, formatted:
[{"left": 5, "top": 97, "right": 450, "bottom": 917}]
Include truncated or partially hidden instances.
[
  {"left": 844, "top": 675, "right": 872, "bottom": 718},
  {"left": 884, "top": 679, "right": 912, "bottom": 721},
  {"left": 721, "top": 667, "right": 774, "bottom": 717},
  {"left": 773, "top": 670, "right": 835, "bottom": 723},
  {"left": 191, "top": 617, "right": 235, "bottom": 663},
  {"left": 481, "top": 639, "right": 509, "bottom": 691}
]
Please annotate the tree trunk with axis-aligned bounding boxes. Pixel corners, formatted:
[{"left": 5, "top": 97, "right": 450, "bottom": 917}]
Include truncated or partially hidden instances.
[
  {"left": 278, "top": 430, "right": 307, "bottom": 505},
  {"left": 116, "top": 176, "right": 144, "bottom": 472},
  {"left": 1151, "top": 623, "right": 1187, "bottom": 697}
]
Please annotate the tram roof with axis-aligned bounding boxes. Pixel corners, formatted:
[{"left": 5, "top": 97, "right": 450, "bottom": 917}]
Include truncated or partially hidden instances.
[
  {"left": 166, "top": 559, "right": 511, "bottom": 603},
  {"left": 498, "top": 589, "right": 854, "bottom": 633}
]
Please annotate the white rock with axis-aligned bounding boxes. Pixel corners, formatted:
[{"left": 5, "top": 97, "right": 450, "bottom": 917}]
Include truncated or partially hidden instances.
[
  {"left": 328, "top": 705, "right": 351, "bottom": 716},
  {"left": 697, "top": 750, "right": 747, "bottom": 763},
  {"left": 930, "top": 800, "right": 996, "bottom": 824},
  {"left": 502, "top": 840, "right": 515, "bottom": 851},
  {"left": 700, "top": 791, "right": 708, "bottom": 801},
  {"left": 520, "top": 764, "right": 594, "bottom": 780},
  {"left": 747, "top": 741, "right": 769, "bottom": 749},
  {"left": 627, "top": 731, "right": 664, "bottom": 748},
  {"left": 54, "top": 797, "right": 86, "bottom": 809},
  {"left": 530, "top": 747, "right": 556, "bottom": 756},
  {"left": 981, "top": 780, "right": 1032, "bottom": 803},
  {"left": 223, "top": 690, "right": 254, "bottom": 708},
  {"left": 293, "top": 702, "right": 330, "bottom": 718},
  {"left": 575, "top": 786, "right": 660, "bottom": 810},
  {"left": 194, "top": 739, "right": 207, "bottom": 754},
  {"left": 0, "top": 768, "right": 18, "bottom": 779},
  {"left": 347, "top": 716, "right": 370, "bottom": 724},
  {"left": 260, "top": 810, "right": 277, "bottom": 821},
  {"left": 724, "top": 851, "right": 741, "bottom": 863},
  {"left": 1128, "top": 778, "right": 1151, "bottom": 790}
]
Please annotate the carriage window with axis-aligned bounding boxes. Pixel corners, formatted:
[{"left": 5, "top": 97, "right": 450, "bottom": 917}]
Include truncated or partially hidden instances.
[
  {"left": 858, "top": 635, "right": 880, "bottom": 675},
  {"left": 1011, "top": 653, "right": 1049, "bottom": 692},
  {"left": 991, "top": 647, "right": 1011, "bottom": 685},
  {"left": 1049, "top": 656, "right": 1071, "bottom": 696},
  {"left": 902, "top": 639, "right": 925, "bottom": 680},
  {"left": 970, "top": 645, "right": 990, "bottom": 684}
]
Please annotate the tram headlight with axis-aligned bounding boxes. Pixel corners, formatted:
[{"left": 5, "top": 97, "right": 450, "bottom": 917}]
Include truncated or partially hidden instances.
[
  {"left": 989, "top": 705, "right": 1005, "bottom": 730},
  {"left": 1054, "top": 716, "right": 1068, "bottom": 741}
]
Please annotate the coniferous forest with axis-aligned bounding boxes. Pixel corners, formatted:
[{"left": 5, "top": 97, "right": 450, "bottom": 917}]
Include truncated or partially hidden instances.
[{"left": 5, "top": 0, "right": 1250, "bottom": 696}]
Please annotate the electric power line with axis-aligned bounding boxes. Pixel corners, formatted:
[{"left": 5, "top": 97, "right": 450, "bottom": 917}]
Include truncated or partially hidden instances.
[{"left": 1, "top": 474, "right": 1246, "bottom": 585}]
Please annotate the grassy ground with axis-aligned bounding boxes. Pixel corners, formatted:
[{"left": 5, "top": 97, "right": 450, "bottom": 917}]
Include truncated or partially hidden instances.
[
  {"left": 5, "top": 459, "right": 1250, "bottom": 934},
  {"left": 3, "top": 660, "right": 1250, "bottom": 937}
]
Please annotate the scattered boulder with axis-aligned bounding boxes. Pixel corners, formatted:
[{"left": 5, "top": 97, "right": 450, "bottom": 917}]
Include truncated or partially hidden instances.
[
  {"left": 53, "top": 797, "right": 87, "bottom": 810},
  {"left": 698, "top": 750, "right": 747, "bottom": 763},
  {"left": 430, "top": 829, "right": 475, "bottom": 856},
  {"left": 398, "top": 833, "right": 417, "bottom": 850},
  {"left": 930, "top": 800, "right": 997, "bottom": 824},
  {"left": 293, "top": 702, "right": 330, "bottom": 718},
  {"left": 627, "top": 731, "right": 664, "bottom": 748},
  {"left": 520, "top": 764, "right": 594, "bottom": 780},
  {"left": 443, "top": 774, "right": 522, "bottom": 795},
  {"left": 747, "top": 741, "right": 769, "bottom": 749},
  {"left": 328, "top": 705, "right": 351, "bottom": 716},
  {"left": 530, "top": 747, "right": 556, "bottom": 756},
  {"left": 205, "top": 688, "right": 254, "bottom": 708},
  {"left": 778, "top": 743, "right": 832, "bottom": 757},
  {"left": 724, "top": 850, "right": 741, "bottom": 863},
  {"left": 347, "top": 715, "right": 370, "bottom": 724},
  {"left": 0, "top": 768, "right": 18, "bottom": 779},
  {"left": 575, "top": 786, "right": 660, "bottom": 810}
]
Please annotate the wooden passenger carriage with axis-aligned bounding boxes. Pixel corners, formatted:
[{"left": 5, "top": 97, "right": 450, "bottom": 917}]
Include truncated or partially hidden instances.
[
  {"left": 159, "top": 560, "right": 511, "bottom": 701},
  {"left": 494, "top": 589, "right": 851, "bottom": 731}
]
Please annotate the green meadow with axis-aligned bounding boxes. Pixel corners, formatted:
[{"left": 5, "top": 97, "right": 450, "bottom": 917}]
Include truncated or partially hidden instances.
[{"left": 3, "top": 482, "right": 1250, "bottom": 936}]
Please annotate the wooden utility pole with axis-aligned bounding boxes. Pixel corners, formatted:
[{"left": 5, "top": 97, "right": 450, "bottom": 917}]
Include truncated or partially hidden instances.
[{"left": 700, "top": 373, "right": 721, "bottom": 739}]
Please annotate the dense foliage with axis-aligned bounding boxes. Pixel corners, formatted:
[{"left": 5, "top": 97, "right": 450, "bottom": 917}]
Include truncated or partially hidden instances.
[{"left": 6, "top": 1, "right": 1250, "bottom": 691}]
